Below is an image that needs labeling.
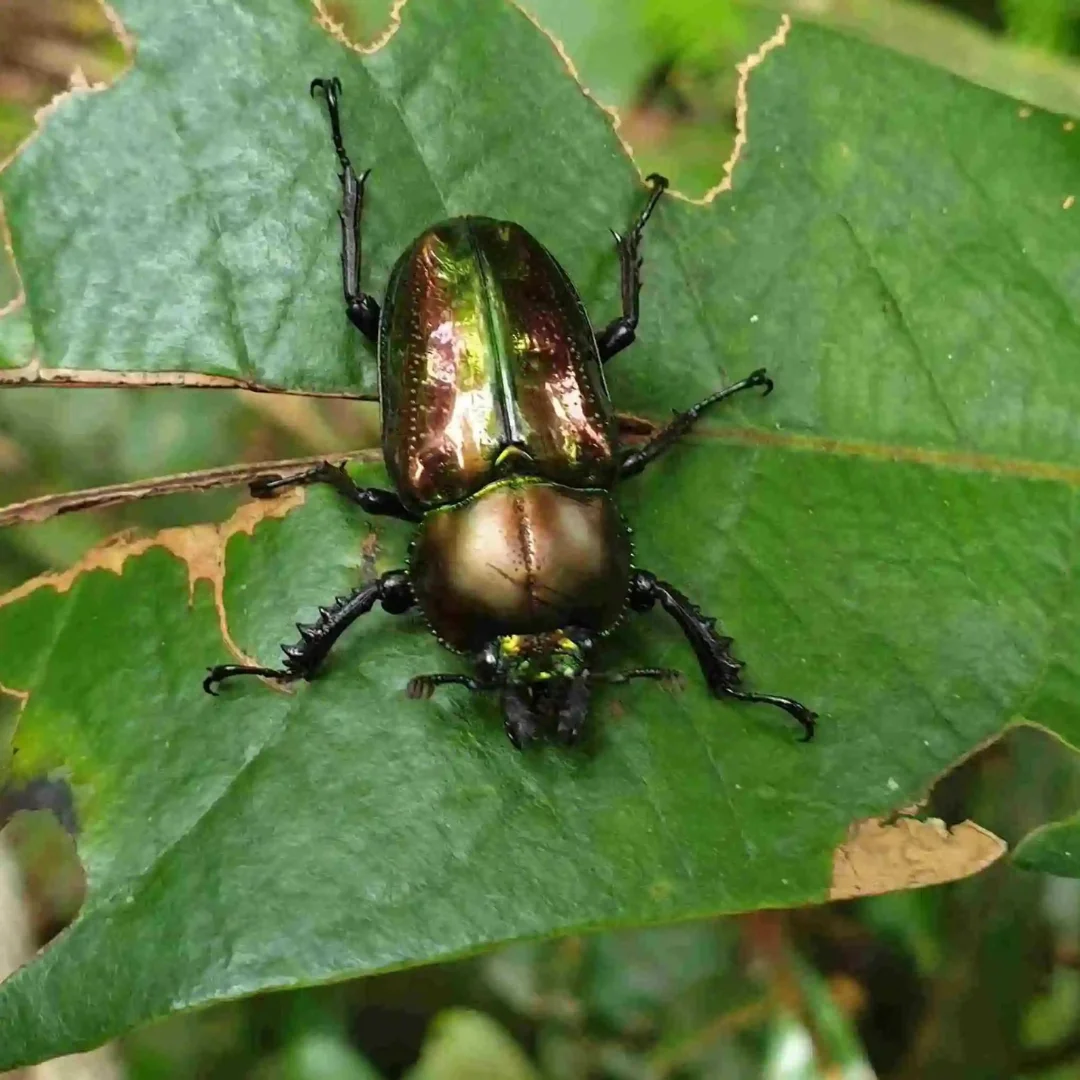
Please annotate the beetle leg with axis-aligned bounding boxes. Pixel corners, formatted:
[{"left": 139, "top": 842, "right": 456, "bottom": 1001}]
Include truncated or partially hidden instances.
[
  {"left": 592, "top": 667, "right": 684, "bottom": 690},
  {"left": 203, "top": 570, "right": 414, "bottom": 694},
  {"left": 553, "top": 675, "right": 591, "bottom": 745},
  {"left": 627, "top": 569, "right": 817, "bottom": 741},
  {"left": 502, "top": 686, "right": 542, "bottom": 748},
  {"left": 405, "top": 673, "right": 487, "bottom": 699},
  {"left": 311, "top": 77, "right": 381, "bottom": 344},
  {"left": 249, "top": 461, "right": 419, "bottom": 521},
  {"left": 619, "top": 368, "right": 773, "bottom": 480},
  {"left": 596, "top": 173, "right": 668, "bottom": 362}
]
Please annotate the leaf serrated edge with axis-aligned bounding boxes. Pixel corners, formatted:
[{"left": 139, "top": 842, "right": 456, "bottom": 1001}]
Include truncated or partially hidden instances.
[{"left": 0, "top": 0, "right": 794, "bottom": 388}]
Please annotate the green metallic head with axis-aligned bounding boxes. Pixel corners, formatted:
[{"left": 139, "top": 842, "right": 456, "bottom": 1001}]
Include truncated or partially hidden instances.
[
  {"left": 475, "top": 630, "right": 594, "bottom": 747},
  {"left": 496, "top": 631, "right": 589, "bottom": 683}
]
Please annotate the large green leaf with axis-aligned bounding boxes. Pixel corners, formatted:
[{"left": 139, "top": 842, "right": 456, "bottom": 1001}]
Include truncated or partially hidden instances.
[{"left": 4, "top": 0, "right": 1080, "bottom": 1067}]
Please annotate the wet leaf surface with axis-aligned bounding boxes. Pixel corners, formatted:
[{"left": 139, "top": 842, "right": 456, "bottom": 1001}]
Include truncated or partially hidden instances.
[{"left": 2, "top": 0, "right": 1080, "bottom": 1066}]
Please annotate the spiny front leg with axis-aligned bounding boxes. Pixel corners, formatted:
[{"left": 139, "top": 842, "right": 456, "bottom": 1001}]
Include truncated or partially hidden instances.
[
  {"left": 203, "top": 570, "right": 414, "bottom": 694},
  {"left": 628, "top": 569, "right": 816, "bottom": 741}
]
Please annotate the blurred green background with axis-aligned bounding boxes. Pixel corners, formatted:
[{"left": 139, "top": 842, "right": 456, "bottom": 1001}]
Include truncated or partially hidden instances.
[{"left": 5, "top": 0, "right": 1080, "bottom": 1076}]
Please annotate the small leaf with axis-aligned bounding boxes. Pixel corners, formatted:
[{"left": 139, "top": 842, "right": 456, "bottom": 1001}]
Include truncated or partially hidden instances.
[
  {"left": 1013, "top": 810, "right": 1080, "bottom": 877},
  {"left": 406, "top": 1010, "right": 540, "bottom": 1080},
  {"left": 280, "top": 1031, "right": 386, "bottom": 1080}
]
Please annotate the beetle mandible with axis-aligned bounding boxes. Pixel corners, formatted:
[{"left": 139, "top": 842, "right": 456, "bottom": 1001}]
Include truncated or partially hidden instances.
[{"left": 204, "top": 78, "right": 817, "bottom": 748}]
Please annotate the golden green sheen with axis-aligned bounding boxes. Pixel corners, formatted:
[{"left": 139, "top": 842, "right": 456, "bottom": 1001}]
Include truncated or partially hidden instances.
[
  {"left": 379, "top": 218, "right": 618, "bottom": 511},
  {"left": 409, "top": 478, "right": 632, "bottom": 653}
]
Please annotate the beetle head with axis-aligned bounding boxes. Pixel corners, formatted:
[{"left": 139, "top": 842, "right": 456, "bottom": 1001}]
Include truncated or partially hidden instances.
[{"left": 476, "top": 630, "right": 594, "bottom": 747}]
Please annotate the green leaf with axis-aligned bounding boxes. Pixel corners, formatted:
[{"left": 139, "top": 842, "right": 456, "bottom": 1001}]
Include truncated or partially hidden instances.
[
  {"left": 765, "top": 0, "right": 1080, "bottom": 121},
  {"left": 278, "top": 1030, "right": 386, "bottom": 1080},
  {"left": 786, "top": 957, "right": 875, "bottom": 1077},
  {"left": 406, "top": 1010, "right": 540, "bottom": 1080},
  {"left": 1014, "top": 811, "right": 1080, "bottom": 877},
  {"left": 0, "top": 298, "right": 32, "bottom": 369},
  {"left": 5, "top": 0, "right": 1080, "bottom": 1066},
  {"left": 0, "top": 245, "right": 31, "bottom": 368}
]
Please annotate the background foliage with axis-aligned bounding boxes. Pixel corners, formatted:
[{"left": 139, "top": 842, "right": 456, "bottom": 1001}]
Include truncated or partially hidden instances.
[{"left": 4, "top": 0, "right": 1080, "bottom": 1076}]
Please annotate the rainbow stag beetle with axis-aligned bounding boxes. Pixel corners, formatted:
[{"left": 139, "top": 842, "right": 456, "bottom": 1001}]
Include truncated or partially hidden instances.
[{"left": 203, "top": 77, "right": 817, "bottom": 749}]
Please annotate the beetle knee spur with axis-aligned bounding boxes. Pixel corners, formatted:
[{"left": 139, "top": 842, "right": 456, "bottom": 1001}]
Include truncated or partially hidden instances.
[
  {"left": 378, "top": 572, "right": 413, "bottom": 614},
  {"left": 628, "top": 570, "right": 659, "bottom": 612}
]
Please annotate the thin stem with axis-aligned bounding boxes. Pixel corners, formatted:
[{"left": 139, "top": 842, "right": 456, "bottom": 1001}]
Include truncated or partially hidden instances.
[{"left": 0, "top": 449, "right": 381, "bottom": 527}]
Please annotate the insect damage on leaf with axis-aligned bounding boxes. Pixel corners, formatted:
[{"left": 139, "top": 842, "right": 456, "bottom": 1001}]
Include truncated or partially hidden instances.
[
  {"left": 505, "top": 2, "right": 790, "bottom": 206},
  {"left": 0, "top": 357, "right": 379, "bottom": 396},
  {"left": 829, "top": 815, "right": 1005, "bottom": 899},
  {"left": 0, "top": 487, "right": 306, "bottom": 677},
  {"left": 701, "top": 13, "right": 791, "bottom": 204},
  {"left": 0, "top": 0, "right": 380, "bottom": 397},
  {"left": 4, "top": 0, "right": 1080, "bottom": 1065},
  {"left": 313, "top": 0, "right": 408, "bottom": 55}
]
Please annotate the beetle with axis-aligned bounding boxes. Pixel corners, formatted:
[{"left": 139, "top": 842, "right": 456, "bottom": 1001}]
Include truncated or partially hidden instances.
[{"left": 203, "top": 77, "right": 817, "bottom": 748}]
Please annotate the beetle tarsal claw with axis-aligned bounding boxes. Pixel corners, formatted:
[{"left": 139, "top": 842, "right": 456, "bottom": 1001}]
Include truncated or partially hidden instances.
[
  {"left": 745, "top": 367, "right": 775, "bottom": 396},
  {"left": 662, "top": 670, "right": 686, "bottom": 691}
]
